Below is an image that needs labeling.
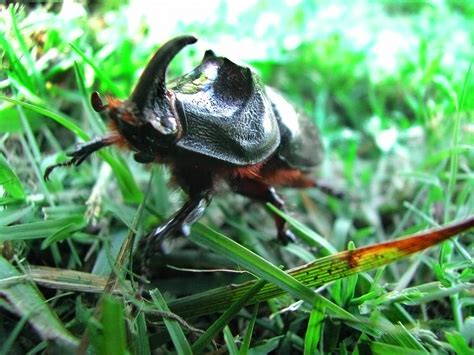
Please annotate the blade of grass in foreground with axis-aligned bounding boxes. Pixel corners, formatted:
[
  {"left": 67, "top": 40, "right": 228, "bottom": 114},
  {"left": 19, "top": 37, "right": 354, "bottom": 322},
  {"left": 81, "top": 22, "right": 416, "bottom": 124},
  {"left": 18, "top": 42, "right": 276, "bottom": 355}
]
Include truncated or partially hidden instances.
[
  {"left": 0, "top": 96, "right": 143, "bottom": 203},
  {"left": 70, "top": 43, "right": 125, "bottom": 98},
  {"left": 304, "top": 297, "right": 325, "bottom": 355},
  {"left": 0, "top": 96, "right": 88, "bottom": 140},
  {"left": 240, "top": 303, "right": 259, "bottom": 355},
  {"left": 15, "top": 217, "right": 473, "bottom": 319},
  {"left": 191, "top": 279, "right": 266, "bottom": 354},
  {"left": 0, "top": 154, "right": 26, "bottom": 200},
  {"left": 169, "top": 215, "right": 474, "bottom": 318},
  {"left": 92, "top": 296, "right": 128, "bottom": 355},
  {"left": 189, "top": 223, "right": 316, "bottom": 305},
  {"left": 150, "top": 288, "right": 193, "bottom": 355},
  {"left": 0, "top": 257, "right": 78, "bottom": 349}
]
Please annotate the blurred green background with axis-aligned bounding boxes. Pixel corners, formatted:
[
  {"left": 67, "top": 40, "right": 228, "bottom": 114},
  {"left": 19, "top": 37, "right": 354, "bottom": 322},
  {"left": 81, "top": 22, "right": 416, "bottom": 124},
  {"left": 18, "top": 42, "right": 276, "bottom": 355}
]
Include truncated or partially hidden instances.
[{"left": 1, "top": 0, "right": 473, "bottom": 353}]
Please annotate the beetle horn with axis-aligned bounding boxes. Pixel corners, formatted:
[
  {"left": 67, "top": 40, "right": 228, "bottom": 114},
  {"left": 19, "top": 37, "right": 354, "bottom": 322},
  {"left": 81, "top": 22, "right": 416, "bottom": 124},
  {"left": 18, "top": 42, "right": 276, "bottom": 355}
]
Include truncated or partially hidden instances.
[{"left": 131, "top": 35, "right": 197, "bottom": 111}]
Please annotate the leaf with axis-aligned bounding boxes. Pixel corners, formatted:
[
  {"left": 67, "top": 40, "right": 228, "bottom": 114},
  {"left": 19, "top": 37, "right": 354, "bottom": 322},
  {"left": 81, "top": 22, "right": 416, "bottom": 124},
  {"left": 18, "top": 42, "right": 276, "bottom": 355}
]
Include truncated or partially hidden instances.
[
  {"left": 0, "top": 257, "right": 78, "bottom": 348},
  {"left": 0, "top": 154, "right": 26, "bottom": 200}
]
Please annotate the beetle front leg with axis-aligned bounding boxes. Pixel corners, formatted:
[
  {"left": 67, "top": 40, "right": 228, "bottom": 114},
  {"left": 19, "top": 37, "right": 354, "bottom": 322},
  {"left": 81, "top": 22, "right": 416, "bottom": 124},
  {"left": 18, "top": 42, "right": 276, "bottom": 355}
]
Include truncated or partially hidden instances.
[
  {"left": 44, "top": 136, "right": 115, "bottom": 180},
  {"left": 231, "top": 179, "right": 296, "bottom": 244}
]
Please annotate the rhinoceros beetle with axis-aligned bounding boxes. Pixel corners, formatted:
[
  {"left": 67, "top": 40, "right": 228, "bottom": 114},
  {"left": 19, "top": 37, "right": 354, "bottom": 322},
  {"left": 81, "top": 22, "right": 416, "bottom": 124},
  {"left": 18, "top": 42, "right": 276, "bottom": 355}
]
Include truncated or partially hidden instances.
[{"left": 45, "top": 35, "right": 323, "bottom": 259}]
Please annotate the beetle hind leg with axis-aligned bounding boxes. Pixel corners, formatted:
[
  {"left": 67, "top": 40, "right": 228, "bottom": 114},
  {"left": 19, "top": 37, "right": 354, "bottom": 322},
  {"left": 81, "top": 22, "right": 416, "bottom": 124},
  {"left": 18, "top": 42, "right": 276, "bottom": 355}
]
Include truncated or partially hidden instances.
[
  {"left": 44, "top": 136, "right": 115, "bottom": 180},
  {"left": 231, "top": 178, "right": 296, "bottom": 244}
]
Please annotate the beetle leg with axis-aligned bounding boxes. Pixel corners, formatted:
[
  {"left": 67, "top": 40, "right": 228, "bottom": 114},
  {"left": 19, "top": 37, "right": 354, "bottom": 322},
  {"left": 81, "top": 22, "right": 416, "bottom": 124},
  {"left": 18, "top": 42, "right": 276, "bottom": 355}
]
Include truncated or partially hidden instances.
[
  {"left": 231, "top": 179, "right": 296, "bottom": 244},
  {"left": 44, "top": 136, "right": 115, "bottom": 181},
  {"left": 150, "top": 191, "right": 212, "bottom": 238},
  {"left": 313, "top": 181, "right": 346, "bottom": 199},
  {"left": 138, "top": 190, "right": 213, "bottom": 277}
]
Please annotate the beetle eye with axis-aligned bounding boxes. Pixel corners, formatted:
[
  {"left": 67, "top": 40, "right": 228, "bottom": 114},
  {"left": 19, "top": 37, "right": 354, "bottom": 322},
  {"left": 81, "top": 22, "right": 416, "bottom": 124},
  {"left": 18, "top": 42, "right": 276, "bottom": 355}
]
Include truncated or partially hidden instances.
[{"left": 150, "top": 116, "right": 178, "bottom": 135}]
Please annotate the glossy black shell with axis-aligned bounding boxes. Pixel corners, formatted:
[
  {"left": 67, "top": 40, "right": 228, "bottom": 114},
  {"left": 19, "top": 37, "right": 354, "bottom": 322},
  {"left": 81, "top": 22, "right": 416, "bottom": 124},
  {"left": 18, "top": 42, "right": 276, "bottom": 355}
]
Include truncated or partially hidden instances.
[
  {"left": 165, "top": 49, "right": 321, "bottom": 169},
  {"left": 266, "top": 87, "right": 323, "bottom": 170},
  {"left": 169, "top": 53, "right": 280, "bottom": 165}
]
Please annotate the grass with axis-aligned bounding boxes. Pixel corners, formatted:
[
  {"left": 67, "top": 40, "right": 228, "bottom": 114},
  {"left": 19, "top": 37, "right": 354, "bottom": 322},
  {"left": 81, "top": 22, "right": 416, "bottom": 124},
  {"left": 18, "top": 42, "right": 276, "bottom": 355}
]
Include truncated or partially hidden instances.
[{"left": 1, "top": 0, "right": 473, "bottom": 353}]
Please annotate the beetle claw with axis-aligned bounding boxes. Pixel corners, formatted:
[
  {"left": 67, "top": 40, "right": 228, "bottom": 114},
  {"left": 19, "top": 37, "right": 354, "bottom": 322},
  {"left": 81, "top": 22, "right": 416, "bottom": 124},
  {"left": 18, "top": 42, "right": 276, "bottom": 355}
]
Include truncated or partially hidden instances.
[
  {"left": 278, "top": 229, "right": 297, "bottom": 245},
  {"left": 44, "top": 136, "right": 114, "bottom": 181}
]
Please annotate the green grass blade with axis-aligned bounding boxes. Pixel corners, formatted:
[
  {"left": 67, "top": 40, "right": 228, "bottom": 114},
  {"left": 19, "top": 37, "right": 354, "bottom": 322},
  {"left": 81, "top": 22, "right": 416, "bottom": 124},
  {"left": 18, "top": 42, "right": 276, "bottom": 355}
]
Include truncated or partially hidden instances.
[
  {"left": 40, "top": 221, "right": 87, "bottom": 249},
  {"left": 379, "top": 323, "right": 427, "bottom": 351},
  {"left": 239, "top": 303, "right": 259, "bottom": 355},
  {"left": 191, "top": 224, "right": 316, "bottom": 304},
  {"left": 96, "top": 296, "right": 128, "bottom": 355},
  {"left": 0, "top": 257, "right": 78, "bottom": 348},
  {"left": 0, "top": 216, "right": 85, "bottom": 241},
  {"left": 70, "top": 43, "right": 125, "bottom": 98},
  {"left": 131, "top": 312, "right": 151, "bottom": 355},
  {"left": 8, "top": 6, "right": 45, "bottom": 95},
  {"left": 304, "top": 297, "right": 325, "bottom": 355},
  {"left": 170, "top": 216, "right": 474, "bottom": 318},
  {"left": 73, "top": 62, "right": 107, "bottom": 135},
  {"left": 0, "top": 205, "right": 33, "bottom": 226},
  {"left": 0, "top": 96, "right": 88, "bottom": 140},
  {"left": 191, "top": 279, "right": 266, "bottom": 354},
  {"left": 370, "top": 342, "right": 428, "bottom": 355},
  {"left": 0, "top": 153, "right": 26, "bottom": 200},
  {"left": 267, "top": 203, "right": 337, "bottom": 254},
  {"left": 0, "top": 96, "right": 143, "bottom": 203},
  {"left": 0, "top": 29, "right": 34, "bottom": 92},
  {"left": 444, "top": 62, "right": 472, "bottom": 222},
  {"left": 150, "top": 288, "right": 192, "bottom": 355},
  {"left": 224, "top": 326, "right": 240, "bottom": 355},
  {"left": 0, "top": 298, "right": 31, "bottom": 355},
  {"left": 100, "top": 154, "right": 144, "bottom": 204},
  {"left": 445, "top": 331, "right": 473, "bottom": 355}
]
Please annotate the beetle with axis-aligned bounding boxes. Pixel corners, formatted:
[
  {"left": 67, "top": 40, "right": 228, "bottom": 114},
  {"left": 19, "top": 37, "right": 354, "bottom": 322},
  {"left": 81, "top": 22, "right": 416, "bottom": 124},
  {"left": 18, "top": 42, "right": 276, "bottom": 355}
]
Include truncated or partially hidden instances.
[{"left": 45, "top": 35, "right": 323, "bottom": 258}]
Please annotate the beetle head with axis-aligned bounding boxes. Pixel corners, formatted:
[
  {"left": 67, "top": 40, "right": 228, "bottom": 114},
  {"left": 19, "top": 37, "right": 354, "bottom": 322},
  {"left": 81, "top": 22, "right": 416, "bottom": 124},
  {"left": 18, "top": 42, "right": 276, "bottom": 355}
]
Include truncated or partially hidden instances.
[
  {"left": 94, "top": 36, "right": 197, "bottom": 161},
  {"left": 129, "top": 35, "right": 197, "bottom": 137}
]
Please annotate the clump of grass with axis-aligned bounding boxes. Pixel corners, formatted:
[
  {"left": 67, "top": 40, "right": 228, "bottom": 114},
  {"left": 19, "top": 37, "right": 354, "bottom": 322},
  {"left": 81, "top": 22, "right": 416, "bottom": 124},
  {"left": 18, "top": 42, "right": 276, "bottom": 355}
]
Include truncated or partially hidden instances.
[{"left": 0, "top": 1, "right": 473, "bottom": 353}]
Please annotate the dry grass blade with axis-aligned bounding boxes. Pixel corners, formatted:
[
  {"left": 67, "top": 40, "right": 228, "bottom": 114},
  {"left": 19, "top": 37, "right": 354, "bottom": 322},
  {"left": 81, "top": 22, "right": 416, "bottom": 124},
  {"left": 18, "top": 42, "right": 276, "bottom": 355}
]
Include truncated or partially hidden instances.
[{"left": 0, "top": 257, "right": 78, "bottom": 349}]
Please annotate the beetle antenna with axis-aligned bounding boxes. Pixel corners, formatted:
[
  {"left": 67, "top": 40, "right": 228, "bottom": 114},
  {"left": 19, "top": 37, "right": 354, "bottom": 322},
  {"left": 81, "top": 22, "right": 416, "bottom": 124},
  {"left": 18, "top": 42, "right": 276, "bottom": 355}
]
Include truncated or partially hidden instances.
[{"left": 90, "top": 91, "right": 108, "bottom": 112}]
